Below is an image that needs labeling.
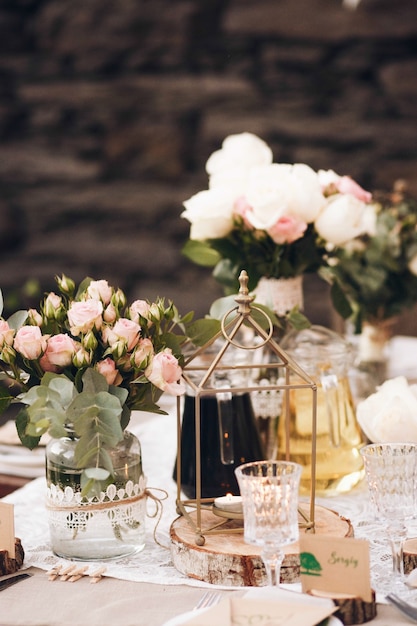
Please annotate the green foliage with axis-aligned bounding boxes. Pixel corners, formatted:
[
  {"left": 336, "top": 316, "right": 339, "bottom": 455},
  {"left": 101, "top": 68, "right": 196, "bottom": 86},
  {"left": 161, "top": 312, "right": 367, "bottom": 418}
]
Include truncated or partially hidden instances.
[
  {"left": 0, "top": 274, "right": 221, "bottom": 496},
  {"left": 323, "top": 190, "right": 417, "bottom": 330},
  {"left": 184, "top": 221, "right": 326, "bottom": 295}
]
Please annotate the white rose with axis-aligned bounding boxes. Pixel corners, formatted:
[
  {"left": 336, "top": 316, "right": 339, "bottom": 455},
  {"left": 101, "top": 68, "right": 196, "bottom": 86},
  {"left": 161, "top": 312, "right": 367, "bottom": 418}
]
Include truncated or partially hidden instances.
[
  {"left": 182, "top": 187, "right": 236, "bottom": 240},
  {"left": 357, "top": 376, "right": 417, "bottom": 443},
  {"left": 408, "top": 254, "right": 417, "bottom": 276},
  {"left": 243, "top": 163, "right": 325, "bottom": 230},
  {"left": 206, "top": 132, "right": 273, "bottom": 179},
  {"left": 244, "top": 164, "right": 292, "bottom": 230},
  {"left": 315, "top": 194, "right": 373, "bottom": 246},
  {"left": 285, "top": 163, "right": 326, "bottom": 222}
]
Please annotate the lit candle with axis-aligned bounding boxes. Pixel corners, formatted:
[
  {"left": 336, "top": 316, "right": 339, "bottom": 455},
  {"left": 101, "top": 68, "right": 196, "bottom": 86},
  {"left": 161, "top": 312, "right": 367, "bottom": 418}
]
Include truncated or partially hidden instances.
[{"left": 213, "top": 493, "right": 243, "bottom": 514}]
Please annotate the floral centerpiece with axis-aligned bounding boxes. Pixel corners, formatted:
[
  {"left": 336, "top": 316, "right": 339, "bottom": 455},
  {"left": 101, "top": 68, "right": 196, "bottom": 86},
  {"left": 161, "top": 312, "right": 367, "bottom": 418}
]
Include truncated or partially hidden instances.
[
  {"left": 322, "top": 181, "right": 417, "bottom": 333},
  {"left": 0, "top": 274, "right": 210, "bottom": 492},
  {"left": 319, "top": 182, "right": 417, "bottom": 393},
  {"left": 181, "top": 132, "right": 376, "bottom": 320}
]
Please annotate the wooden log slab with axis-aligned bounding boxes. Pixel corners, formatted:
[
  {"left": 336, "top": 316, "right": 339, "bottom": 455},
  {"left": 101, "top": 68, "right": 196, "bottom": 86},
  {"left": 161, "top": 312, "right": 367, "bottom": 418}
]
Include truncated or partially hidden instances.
[
  {"left": 309, "top": 590, "right": 377, "bottom": 625},
  {"left": 170, "top": 504, "right": 353, "bottom": 586},
  {"left": 403, "top": 537, "right": 417, "bottom": 575},
  {"left": 0, "top": 538, "right": 24, "bottom": 575}
]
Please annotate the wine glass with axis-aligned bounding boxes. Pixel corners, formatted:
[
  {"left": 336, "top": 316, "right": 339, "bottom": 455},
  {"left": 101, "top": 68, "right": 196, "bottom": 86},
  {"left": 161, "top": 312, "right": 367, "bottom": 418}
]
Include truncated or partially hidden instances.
[
  {"left": 360, "top": 443, "right": 417, "bottom": 594},
  {"left": 235, "top": 460, "right": 302, "bottom": 586}
]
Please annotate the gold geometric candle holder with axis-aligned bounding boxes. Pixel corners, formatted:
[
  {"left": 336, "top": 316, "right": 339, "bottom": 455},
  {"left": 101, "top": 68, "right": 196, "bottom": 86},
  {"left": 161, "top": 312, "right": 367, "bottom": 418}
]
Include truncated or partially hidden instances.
[{"left": 174, "top": 270, "right": 318, "bottom": 546}]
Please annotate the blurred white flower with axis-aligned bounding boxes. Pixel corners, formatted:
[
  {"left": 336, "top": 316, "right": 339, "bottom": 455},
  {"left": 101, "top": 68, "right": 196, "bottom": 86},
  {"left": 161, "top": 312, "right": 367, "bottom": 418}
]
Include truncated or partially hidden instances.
[{"left": 357, "top": 376, "right": 417, "bottom": 443}]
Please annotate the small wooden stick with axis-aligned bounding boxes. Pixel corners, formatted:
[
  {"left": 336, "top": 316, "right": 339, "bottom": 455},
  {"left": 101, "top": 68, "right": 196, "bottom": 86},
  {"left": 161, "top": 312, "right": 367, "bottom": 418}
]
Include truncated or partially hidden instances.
[
  {"left": 89, "top": 566, "right": 106, "bottom": 583},
  {"left": 68, "top": 566, "right": 88, "bottom": 582},
  {"left": 60, "top": 564, "right": 78, "bottom": 581},
  {"left": 47, "top": 565, "right": 62, "bottom": 581}
]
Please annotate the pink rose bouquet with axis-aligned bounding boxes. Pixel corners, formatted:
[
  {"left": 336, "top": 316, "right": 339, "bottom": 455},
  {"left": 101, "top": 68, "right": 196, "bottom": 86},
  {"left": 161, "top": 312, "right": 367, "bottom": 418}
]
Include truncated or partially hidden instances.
[
  {"left": 0, "top": 275, "right": 210, "bottom": 487},
  {"left": 181, "top": 132, "right": 375, "bottom": 294}
]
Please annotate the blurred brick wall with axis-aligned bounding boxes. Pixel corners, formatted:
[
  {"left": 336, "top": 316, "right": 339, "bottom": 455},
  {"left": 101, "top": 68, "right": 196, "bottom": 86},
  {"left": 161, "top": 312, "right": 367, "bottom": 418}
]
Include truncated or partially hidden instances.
[{"left": 0, "top": 0, "right": 416, "bottom": 330}]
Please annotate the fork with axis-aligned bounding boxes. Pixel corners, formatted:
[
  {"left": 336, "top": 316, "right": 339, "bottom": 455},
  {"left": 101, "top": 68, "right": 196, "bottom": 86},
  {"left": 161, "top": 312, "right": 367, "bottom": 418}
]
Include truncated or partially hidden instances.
[
  {"left": 386, "top": 593, "right": 417, "bottom": 622},
  {"left": 194, "top": 591, "right": 222, "bottom": 611}
]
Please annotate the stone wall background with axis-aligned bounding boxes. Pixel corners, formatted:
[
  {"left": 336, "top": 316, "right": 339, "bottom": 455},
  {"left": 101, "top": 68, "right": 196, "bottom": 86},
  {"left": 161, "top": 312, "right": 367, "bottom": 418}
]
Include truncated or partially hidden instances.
[{"left": 0, "top": 0, "right": 416, "bottom": 332}]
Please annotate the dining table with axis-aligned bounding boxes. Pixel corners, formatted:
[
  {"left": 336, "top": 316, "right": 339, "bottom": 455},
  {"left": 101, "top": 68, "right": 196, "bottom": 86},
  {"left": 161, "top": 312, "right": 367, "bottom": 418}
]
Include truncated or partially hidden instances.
[{"left": 1, "top": 335, "right": 417, "bottom": 626}]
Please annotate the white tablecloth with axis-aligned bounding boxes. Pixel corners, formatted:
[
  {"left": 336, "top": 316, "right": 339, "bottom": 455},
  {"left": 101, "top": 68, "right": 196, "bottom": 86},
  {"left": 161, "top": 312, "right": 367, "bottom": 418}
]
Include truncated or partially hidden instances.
[{"left": 4, "top": 394, "right": 417, "bottom": 599}]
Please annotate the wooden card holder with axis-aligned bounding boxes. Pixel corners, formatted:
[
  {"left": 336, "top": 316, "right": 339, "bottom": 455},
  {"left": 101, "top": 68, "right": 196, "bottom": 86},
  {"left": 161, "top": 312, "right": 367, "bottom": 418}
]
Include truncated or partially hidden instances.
[
  {"left": 0, "top": 538, "right": 24, "bottom": 575},
  {"left": 309, "top": 590, "right": 377, "bottom": 625},
  {"left": 403, "top": 537, "right": 417, "bottom": 575}
]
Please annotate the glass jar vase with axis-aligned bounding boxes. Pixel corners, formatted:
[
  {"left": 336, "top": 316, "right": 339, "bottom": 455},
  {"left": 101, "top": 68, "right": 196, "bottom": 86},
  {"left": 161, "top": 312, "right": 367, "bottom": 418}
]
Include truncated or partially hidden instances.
[{"left": 45, "top": 429, "right": 147, "bottom": 560}]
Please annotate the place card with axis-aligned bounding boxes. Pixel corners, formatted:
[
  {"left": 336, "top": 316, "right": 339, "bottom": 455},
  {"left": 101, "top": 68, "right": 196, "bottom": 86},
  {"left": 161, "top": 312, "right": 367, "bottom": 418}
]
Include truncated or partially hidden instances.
[
  {"left": 299, "top": 534, "right": 372, "bottom": 603},
  {"left": 0, "top": 502, "right": 15, "bottom": 558}
]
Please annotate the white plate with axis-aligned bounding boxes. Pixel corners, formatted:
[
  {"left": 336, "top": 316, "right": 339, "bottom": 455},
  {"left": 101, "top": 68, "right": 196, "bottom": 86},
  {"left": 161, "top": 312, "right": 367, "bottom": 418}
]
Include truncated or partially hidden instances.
[{"left": 163, "top": 610, "right": 342, "bottom": 626}]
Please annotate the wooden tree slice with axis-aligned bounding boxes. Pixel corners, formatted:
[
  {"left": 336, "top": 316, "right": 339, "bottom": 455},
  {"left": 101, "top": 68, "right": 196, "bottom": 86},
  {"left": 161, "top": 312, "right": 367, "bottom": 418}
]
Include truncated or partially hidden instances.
[
  {"left": 0, "top": 538, "right": 24, "bottom": 575},
  {"left": 309, "top": 590, "right": 377, "bottom": 625},
  {"left": 170, "top": 504, "right": 353, "bottom": 586}
]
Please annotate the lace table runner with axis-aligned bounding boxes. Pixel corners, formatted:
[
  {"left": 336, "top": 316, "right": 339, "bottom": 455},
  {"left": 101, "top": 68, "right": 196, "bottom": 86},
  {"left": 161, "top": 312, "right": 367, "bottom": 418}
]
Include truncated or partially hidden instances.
[{"left": 3, "top": 398, "right": 413, "bottom": 593}]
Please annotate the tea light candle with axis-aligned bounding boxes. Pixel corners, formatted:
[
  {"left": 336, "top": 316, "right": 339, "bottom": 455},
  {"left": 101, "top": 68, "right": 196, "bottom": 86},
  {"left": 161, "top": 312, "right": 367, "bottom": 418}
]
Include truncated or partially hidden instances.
[{"left": 213, "top": 494, "right": 243, "bottom": 514}]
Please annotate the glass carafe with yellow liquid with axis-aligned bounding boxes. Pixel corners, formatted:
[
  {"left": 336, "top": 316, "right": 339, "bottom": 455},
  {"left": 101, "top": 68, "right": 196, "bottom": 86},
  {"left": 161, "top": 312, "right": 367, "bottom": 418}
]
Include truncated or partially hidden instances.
[{"left": 277, "top": 325, "right": 365, "bottom": 497}]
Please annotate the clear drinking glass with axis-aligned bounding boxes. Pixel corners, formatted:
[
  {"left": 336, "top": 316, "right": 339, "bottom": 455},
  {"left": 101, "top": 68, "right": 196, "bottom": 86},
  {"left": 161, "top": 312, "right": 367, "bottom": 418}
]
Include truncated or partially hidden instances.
[
  {"left": 235, "top": 460, "right": 302, "bottom": 586},
  {"left": 360, "top": 443, "right": 417, "bottom": 592}
]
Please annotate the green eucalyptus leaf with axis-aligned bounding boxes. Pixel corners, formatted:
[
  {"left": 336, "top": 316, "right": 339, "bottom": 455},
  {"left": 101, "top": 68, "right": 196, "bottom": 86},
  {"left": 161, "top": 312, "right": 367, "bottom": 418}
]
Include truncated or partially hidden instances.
[
  {"left": 81, "top": 368, "right": 109, "bottom": 394},
  {"left": 7, "top": 310, "right": 29, "bottom": 330},
  {"left": 108, "top": 384, "right": 129, "bottom": 407},
  {"left": 330, "top": 282, "right": 353, "bottom": 320},
  {"left": 0, "top": 385, "right": 13, "bottom": 414},
  {"left": 15, "top": 407, "right": 41, "bottom": 449},
  {"left": 182, "top": 240, "right": 220, "bottom": 267},
  {"left": 184, "top": 318, "right": 221, "bottom": 347},
  {"left": 45, "top": 374, "right": 77, "bottom": 408},
  {"left": 209, "top": 295, "right": 238, "bottom": 320},
  {"left": 286, "top": 308, "right": 311, "bottom": 331},
  {"left": 84, "top": 467, "right": 111, "bottom": 481}
]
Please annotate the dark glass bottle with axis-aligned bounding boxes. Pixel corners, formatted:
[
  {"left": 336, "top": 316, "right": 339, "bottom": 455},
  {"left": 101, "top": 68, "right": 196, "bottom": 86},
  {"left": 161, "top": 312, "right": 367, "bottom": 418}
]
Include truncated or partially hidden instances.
[{"left": 174, "top": 392, "right": 265, "bottom": 499}]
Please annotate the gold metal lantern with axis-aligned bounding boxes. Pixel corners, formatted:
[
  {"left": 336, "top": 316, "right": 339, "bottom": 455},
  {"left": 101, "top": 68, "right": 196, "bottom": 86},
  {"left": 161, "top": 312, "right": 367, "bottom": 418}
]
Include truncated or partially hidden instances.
[{"left": 174, "top": 270, "right": 318, "bottom": 546}]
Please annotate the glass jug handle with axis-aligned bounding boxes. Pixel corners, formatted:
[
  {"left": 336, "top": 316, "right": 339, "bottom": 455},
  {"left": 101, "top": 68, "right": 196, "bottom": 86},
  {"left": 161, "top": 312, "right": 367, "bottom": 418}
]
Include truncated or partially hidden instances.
[{"left": 320, "top": 370, "right": 341, "bottom": 447}]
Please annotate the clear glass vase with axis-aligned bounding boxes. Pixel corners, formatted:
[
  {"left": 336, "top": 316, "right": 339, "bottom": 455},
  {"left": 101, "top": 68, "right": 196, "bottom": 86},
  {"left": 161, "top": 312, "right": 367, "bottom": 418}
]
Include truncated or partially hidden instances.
[{"left": 45, "top": 429, "right": 147, "bottom": 560}]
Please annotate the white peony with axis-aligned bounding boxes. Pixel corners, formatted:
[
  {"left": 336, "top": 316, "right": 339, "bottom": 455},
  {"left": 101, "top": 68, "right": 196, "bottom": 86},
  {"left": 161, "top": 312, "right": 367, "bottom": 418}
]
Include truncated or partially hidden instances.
[
  {"left": 315, "top": 194, "right": 376, "bottom": 246},
  {"left": 206, "top": 132, "right": 273, "bottom": 180},
  {"left": 181, "top": 187, "right": 236, "bottom": 240},
  {"left": 357, "top": 376, "right": 417, "bottom": 443}
]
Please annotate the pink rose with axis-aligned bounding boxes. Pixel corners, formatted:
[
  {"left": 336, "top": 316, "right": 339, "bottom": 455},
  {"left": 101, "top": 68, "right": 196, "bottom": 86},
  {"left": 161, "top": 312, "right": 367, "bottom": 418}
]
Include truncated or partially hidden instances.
[
  {"left": 87, "top": 280, "right": 113, "bottom": 305},
  {"left": 73, "top": 346, "right": 92, "bottom": 368},
  {"left": 95, "top": 358, "right": 123, "bottom": 386},
  {"left": 133, "top": 338, "right": 154, "bottom": 368},
  {"left": 145, "top": 348, "right": 185, "bottom": 396},
  {"left": 67, "top": 300, "right": 103, "bottom": 336},
  {"left": 233, "top": 196, "right": 255, "bottom": 229},
  {"left": 129, "top": 300, "right": 151, "bottom": 323},
  {"left": 267, "top": 215, "right": 307, "bottom": 244},
  {"left": 44, "top": 292, "right": 62, "bottom": 318},
  {"left": 104, "top": 318, "right": 141, "bottom": 351},
  {"left": 28, "top": 309, "right": 43, "bottom": 326},
  {"left": 103, "top": 303, "right": 117, "bottom": 323},
  {"left": 39, "top": 333, "right": 77, "bottom": 372},
  {"left": 337, "top": 176, "right": 372, "bottom": 203},
  {"left": 318, "top": 169, "right": 372, "bottom": 203},
  {"left": 0, "top": 320, "right": 14, "bottom": 348},
  {"left": 14, "top": 326, "right": 47, "bottom": 360}
]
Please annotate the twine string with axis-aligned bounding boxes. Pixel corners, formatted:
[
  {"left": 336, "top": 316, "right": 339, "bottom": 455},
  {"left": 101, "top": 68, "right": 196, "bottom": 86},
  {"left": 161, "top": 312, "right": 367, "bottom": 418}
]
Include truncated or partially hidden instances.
[{"left": 145, "top": 487, "right": 169, "bottom": 549}]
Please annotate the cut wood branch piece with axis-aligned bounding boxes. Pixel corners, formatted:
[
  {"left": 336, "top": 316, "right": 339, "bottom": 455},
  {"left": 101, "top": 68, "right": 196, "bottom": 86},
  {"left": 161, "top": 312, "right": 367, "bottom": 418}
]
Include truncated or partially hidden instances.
[
  {"left": 0, "top": 538, "right": 24, "bottom": 575},
  {"left": 309, "top": 590, "right": 377, "bottom": 625}
]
